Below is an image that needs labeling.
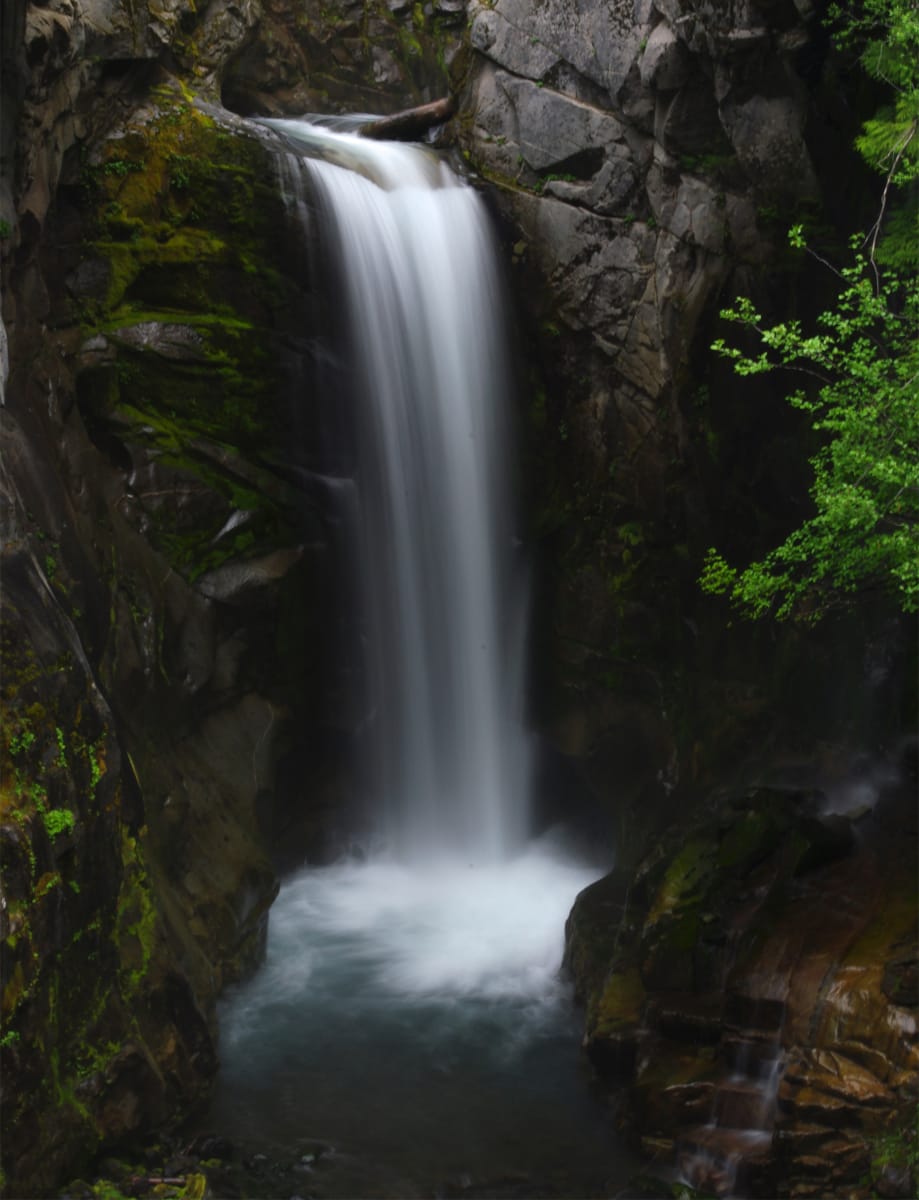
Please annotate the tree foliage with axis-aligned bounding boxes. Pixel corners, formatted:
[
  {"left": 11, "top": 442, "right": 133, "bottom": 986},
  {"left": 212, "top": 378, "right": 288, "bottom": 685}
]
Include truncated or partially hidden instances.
[{"left": 701, "top": 0, "right": 919, "bottom": 621}]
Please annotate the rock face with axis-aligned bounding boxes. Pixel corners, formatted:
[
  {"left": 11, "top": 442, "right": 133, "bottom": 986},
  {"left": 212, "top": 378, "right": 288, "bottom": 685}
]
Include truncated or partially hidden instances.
[
  {"left": 457, "top": 21, "right": 918, "bottom": 1194},
  {"left": 459, "top": 0, "right": 817, "bottom": 407},
  {"left": 219, "top": 0, "right": 465, "bottom": 117},
  {"left": 0, "top": 92, "right": 309, "bottom": 1196},
  {"left": 565, "top": 773, "right": 919, "bottom": 1197},
  {"left": 1, "top": 540, "right": 220, "bottom": 1193},
  {"left": 2, "top": 3, "right": 345, "bottom": 1193},
  {"left": 456, "top": 0, "right": 914, "bottom": 857}
]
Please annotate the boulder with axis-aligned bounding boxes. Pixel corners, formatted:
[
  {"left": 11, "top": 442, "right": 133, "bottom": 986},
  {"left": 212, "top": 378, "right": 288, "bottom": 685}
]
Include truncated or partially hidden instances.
[{"left": 564, "top": 781, "right": 919, "bottom": 1196}]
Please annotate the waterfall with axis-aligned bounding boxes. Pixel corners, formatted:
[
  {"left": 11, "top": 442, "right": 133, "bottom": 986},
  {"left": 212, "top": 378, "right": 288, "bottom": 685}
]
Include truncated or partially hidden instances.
[
  {"left": 268, "top": 118, "right": 530, "bottom": 865},
  {"left": 196, "top": 120, "right": 626, "bottom": 1195}
]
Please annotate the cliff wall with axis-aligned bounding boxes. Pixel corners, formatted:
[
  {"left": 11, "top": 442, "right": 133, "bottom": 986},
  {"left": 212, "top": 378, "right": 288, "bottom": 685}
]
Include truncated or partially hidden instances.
[
  {"left": 1, "top": 0, "right": 915, "bottom": 1194},
  {"left": 2, "top": 5, "right": 307, "bottom": 1192},
  {"left": 455, "top": 0, "right": 913, "bottom": 853}
]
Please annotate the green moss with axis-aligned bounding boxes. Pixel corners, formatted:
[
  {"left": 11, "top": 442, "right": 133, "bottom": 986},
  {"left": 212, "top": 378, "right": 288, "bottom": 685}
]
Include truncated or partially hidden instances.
[
  {"left": 842, "top": 882, "right": 918, "bottom": 967},
  {"left": 89, "top": 741, "right": 106, "bottom": 793},
  {"left": 91, "top": 1182, "right": 133, "bottom": 1200},
  {"left": 74, "top": 93, "right": 304, "bottom": 582},
  {"left": 398, "top": 26, "right": 424, "bottom": 58},
  {"left": 647, "top": 837, "right": 713, "bottom": 926},
  {"left": 178, "top": 1176, "right": 209, "bottom": 1200},
  {"left": 591, "top": 967, "right": 646, "bottom": 1035},
  {"left": 716, "top": 807, "right": 784, "bottom": 870},
  {"left": 50, "top": 1046, "right": 93, "bottom": 1124},
  {"left": 0, "top": 599, "right": 193, "bottom": 1190},
  {"left": 101, "top": 387, "right": 293, "bottom": 578},
  {"left": 2, "top": 963, "right": 28, "bottom": 1020},
  {"left": 115, "top": 831, "right": 159, "bottom": 994},
  {"left": 55, "top": 726, "right": 68, "bottom": 768},
  {"left": 2, "top": 712, "right": 81, "bottom": 849},
  {"left": 33, "top": 872, "right": 63, "bottom": 900},
  {"left": 7, "top": 725, "right": 36, "bottom": 757},
  {"left": 41, "top": 808, "right": 75, "bottom": 838},
  {"left": 869, "top": 1119, "right": 919, "bottom": 1192},
  {"left": 635, "top": 1044, "right": 718, "bottom": 1093},
  {"left": 651, "top": 908, "right": 702, "bottom": 956}
]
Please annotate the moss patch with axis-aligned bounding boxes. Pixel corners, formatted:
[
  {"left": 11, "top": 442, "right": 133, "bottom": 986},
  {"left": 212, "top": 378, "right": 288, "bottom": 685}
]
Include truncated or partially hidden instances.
[
  {"left": 75, "top": 89, "right": 302, "bottom": 581},
  {"left": 646, "top": 836, "right": 713, "bottom": 927},
  {"left": 591, "top": 967, "right": 646, "bottom": 1036}
]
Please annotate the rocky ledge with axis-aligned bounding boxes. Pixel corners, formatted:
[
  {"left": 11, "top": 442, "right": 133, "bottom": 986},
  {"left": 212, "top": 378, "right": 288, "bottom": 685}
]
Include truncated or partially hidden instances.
[{"left": 565, "top": 766, "right": 919, "bottom": 1198}]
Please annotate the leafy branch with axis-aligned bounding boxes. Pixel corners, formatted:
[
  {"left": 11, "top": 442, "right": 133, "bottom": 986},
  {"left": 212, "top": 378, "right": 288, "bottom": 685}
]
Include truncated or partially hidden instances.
[{"left": 701, "top": 0, "right": 919, "bottom": 622}]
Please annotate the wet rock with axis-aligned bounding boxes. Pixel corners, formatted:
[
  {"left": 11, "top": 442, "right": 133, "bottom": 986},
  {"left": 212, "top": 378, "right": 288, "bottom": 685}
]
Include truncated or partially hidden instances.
[
  {"left": 780, "top": 1049, "right": 895, "bottom": 1128},
  {"left": 66, "top": 256, "right": 113, "bottom": 301},
  {"left": 793, "top": 813, "right": 856, "bottom": 874},
  {"left": 565, "top": 780, "right": 919, "bottom": 1196},
  {"left": 196, "top": 546, "right": 304, "bottom": 603},
  {"left": 218, "top": 0, "right": 461, "bottom": 117},
  {"left": 110, "top": 322, "right": 207, "bottom": 361},
  {"left": 1, "top": 74, "right": 317, "bottom": 1200},
  {"left": 176, "top": 0, "right": 261, "bottom": 88},
  {"left": 454, "top": 0, "right": 876, "bottom": 895},
  {"left": 185, "top": 1132, "right": 236, "bottom": 1160},
  {"left": 0, "top": 539, "right": 223, "bottom": 1193},
  {"left": 719, "top": 87, "right": 818, "bottom": 202},
  {"left": 875, "top": 1162, "right": 915, "bottom": 1199},
  {"left": 882, "top": 955, "right": 918, "bottom": 1007},
  {"left": 563, "top": 868, "right": 633, "bottom": 999},
  {"left": 458, "top": 0, "right": 825, "bottom": 421}
]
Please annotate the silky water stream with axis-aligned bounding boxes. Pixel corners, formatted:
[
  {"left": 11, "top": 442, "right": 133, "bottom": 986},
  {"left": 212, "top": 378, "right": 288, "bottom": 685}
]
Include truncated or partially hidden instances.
[{"left": 199, "top": 118, "right": 637, "bottom": 1197}]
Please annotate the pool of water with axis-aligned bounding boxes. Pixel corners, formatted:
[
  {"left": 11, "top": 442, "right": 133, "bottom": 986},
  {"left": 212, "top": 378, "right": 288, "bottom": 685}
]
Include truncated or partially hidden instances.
[{"left": 199, "top": 832, "right": 639, "bottom": 1197}]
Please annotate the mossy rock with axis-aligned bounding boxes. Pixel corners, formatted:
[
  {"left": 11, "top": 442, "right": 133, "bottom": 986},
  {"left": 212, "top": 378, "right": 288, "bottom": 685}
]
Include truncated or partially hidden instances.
[
  {"left": 563, "top": 868, "right": 634, "bottom": 1001},
  {"left": 0, "top": 549, "right": 218, "bottom": 1196},
  {"left": 590, "top": 966, "right": 646, "bottom": 1037},
  {"left": 632, "top": 1041, "right": 719, "bottom": 1130},
  {"left": 715, "top": 804, "right": 789, "bottom": 872},
  {"left": 645, "top": 836, "right": 714, "bottom": 927},
  {"left": 72, "top": 87, "right": 308, "bottom": 583},
  {"left": 572, "top": 786, "right": 867, "bottom": 1053}
]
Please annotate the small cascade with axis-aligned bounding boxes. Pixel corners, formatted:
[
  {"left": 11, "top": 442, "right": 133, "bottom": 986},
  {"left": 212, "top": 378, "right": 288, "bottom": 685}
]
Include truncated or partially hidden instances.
[{"left": 676, "top": 994, "right": 785, "bottom": 1197}]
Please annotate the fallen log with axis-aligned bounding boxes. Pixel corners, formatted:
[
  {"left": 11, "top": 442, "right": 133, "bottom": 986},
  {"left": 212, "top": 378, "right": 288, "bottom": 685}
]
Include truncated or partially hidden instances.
[{"left": 359, "top": 97, "right": 455, "bottom": 142}]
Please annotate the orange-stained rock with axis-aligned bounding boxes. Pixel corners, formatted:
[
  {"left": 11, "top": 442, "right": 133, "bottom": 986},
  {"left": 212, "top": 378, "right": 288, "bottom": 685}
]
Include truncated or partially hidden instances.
[{"left": 566, "top": 779, "right": 919, "bottom": 1197}]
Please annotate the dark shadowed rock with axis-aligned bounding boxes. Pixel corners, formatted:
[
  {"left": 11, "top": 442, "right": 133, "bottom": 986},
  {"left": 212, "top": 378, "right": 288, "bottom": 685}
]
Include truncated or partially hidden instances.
[{"left": 564, "top": 781, "right": 918, "bottom": 1196}]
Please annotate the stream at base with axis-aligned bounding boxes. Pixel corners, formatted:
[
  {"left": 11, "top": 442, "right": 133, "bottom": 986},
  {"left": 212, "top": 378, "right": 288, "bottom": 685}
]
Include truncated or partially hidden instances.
[{"left": 200, "top": 831, "right": 639, "bottom": 1198}]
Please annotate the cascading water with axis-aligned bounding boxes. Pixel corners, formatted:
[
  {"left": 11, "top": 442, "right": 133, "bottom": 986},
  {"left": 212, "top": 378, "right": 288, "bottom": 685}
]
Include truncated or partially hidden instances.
[
  {"left": 283, "top": 121, "right": 530, "bottom": 864},
  {"left": 198, "top": 117, "right": 635, "bottom": 1196}
]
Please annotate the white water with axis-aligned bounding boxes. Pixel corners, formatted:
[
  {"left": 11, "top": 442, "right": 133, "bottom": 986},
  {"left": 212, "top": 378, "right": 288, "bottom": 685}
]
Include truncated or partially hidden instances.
[
  {"left": 269, "top": 117, "right": 530, "bottom": 866},
  {"left": 202, "top": 119, "right": 628, "bottom": 1194},
  {"left": 228, "top": 834, "right": 598, "bottom": 1023},
  {"left": 210, "top": 835, "right": 615, "bottom": 1195}
]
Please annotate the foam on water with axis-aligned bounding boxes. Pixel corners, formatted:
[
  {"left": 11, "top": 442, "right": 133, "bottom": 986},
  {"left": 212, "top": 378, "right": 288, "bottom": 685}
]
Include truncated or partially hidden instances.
[
  {"left": 207, "top": 836, "right": 624, "bottom": 1194},
  {"left": 223, "top": 831, "right": 601, "bottom": 1049}
]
